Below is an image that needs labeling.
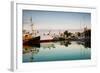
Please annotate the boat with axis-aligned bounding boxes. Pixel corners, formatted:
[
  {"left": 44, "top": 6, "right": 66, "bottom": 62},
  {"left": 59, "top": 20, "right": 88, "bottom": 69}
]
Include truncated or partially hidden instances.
[
  {"left": 23, "top": 17, "right": 40, "bottom": 46},
  {"left": 23, "top": 36, "right": 40, "bottom": 46}
]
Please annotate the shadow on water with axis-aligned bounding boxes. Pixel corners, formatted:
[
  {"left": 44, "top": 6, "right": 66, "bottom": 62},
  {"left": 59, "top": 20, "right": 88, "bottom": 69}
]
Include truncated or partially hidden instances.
[
  {"left": 41, "top": 43, "right": 55, "bottom": 49},
  {"left": 23, "top": 40, "right": 91, "bottom": 54},
  {"left": 23, "top": 45, "right": 40, "bottom": 62},
  {"left": 77, "top": 39, "right": 91, "bottom": 48},
  {"left": 23, "top": 39, "right": 91, "bottom": 62},
  {"left": 59, "top": 40, "right": 71, "bottom": 47},
  {"left": 23, "top": 39, "right": 91, "bottom": 55}
]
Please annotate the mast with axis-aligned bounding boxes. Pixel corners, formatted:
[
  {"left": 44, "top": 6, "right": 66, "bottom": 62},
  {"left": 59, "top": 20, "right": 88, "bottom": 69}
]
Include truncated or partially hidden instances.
[{"left": 30, "top": 17, "right": 35, "bottom": 36}]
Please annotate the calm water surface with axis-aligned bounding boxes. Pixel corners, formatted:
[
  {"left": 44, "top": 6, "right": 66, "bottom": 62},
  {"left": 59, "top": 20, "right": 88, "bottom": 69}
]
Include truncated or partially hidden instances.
[{"left": 23, "top": 41, "right": 91, "bottom": 62}]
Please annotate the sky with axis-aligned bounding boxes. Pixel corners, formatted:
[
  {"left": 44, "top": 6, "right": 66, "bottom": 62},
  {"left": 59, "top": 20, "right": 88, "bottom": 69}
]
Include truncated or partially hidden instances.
[{"left": 23, "top": 10, "right": 91, "bottom": 32}]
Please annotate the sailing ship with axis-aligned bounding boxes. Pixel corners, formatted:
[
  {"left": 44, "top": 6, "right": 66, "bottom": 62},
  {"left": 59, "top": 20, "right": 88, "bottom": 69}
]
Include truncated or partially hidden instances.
[{"left": 23, "top": 17, "right": 40, "bottom": 46}]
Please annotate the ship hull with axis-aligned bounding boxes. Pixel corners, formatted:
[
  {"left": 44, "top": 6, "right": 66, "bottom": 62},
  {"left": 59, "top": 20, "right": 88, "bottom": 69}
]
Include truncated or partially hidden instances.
[{"left": 23, "top": 36, "right": 40, "bottom": 47}]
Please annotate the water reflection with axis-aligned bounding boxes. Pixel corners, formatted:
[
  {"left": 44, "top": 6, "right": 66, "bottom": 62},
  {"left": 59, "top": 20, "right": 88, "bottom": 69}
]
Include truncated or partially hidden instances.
[
  {"left": 23, "top": 40, "right": 91, "bottom": 62},
  {"left": 23, "top": 46, "right": 39, "bottom": 62},
  {"left": 76, "top": 40, "right": 91, "bottom": 48},
  {"left": 60, "top": 41, "right": 71, "bottom": 47},
  {"left": 41, "top": 43, "right": 55, "bottom": 49}
]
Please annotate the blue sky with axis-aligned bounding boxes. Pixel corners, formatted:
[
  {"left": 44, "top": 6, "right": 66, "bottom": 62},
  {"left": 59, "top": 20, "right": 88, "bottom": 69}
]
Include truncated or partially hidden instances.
[{"left": 23, "top": 10, "right": 91, "bottom": 32}]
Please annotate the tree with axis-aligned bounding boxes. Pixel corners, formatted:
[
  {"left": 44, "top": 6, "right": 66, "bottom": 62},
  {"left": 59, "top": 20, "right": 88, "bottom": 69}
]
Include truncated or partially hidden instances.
[
  {"left": 64, "top": 30, "right": 69, "bottom": 38},
  {"left": 77, "top": 32, "right": 81, "bottom": 37},
  {"left": 68, "top": 32, "right": 72, "bottom": 37},
  {"left": 84, "top": 29, "right": 91, "bottom": 37},
  {"left": 64, "top": 30, "right": 72, "bottom": 38}
]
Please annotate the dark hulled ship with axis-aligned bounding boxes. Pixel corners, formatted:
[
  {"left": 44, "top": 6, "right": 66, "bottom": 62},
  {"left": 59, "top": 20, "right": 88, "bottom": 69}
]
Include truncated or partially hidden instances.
[{"left": 23, "top": 17, "right": 40, "bottom": 46}]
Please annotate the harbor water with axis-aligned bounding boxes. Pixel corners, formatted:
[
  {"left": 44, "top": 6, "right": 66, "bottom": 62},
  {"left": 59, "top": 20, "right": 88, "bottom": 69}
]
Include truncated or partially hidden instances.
[{"left": 23, "top": 41, "right": 91, "bottom": 62}]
